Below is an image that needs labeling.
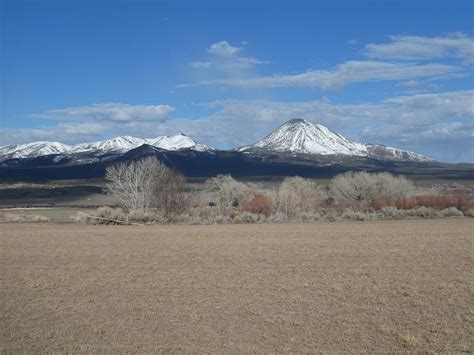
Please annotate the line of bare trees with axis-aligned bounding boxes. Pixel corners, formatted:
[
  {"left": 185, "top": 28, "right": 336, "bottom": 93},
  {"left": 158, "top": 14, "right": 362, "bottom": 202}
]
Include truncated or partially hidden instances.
[{"left": 103, "top": 156, "right": 472, "bottom": 223}]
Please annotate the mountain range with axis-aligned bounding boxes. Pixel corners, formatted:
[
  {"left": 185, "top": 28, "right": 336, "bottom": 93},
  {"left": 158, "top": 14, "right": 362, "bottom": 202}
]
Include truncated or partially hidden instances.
[
  {"left": 1, "top": 119, "right": 428, "bottom": 162},
  {"left": 0, "top": 133, "right": 211, "bottom": 161},
  {"left": 1, "top": 119, "right": 472, "bottom": 181}
]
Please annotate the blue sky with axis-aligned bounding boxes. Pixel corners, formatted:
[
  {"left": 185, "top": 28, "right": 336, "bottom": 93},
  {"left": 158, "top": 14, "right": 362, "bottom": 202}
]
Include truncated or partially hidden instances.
[{"left": 1, "top": 0, "right": 473, "bottom": 162}]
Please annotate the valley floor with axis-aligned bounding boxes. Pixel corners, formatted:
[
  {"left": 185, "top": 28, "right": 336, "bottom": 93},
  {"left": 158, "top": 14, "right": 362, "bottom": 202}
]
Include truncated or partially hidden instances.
[{"left": 1, "top": 220, "right": 473, "bottom": 352}]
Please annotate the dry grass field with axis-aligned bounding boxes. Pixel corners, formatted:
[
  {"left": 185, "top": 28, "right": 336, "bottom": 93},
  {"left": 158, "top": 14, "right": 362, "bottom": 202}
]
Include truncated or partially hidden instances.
[{"left": 1, "top": 219, "right": 473, "bottom": 353}]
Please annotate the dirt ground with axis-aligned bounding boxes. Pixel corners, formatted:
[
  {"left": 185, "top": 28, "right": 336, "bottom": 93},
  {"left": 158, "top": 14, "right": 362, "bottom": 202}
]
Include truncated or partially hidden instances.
[{"left": 1, "top": 219, "right": 473, "bottom": 353}]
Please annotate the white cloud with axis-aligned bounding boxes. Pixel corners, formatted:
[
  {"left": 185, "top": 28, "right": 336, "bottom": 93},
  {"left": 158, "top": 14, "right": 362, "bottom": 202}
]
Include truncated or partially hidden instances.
[
  {"left": 188, "top": 40, "right": 272, "bottom": 75},
  {"left": 383, "top": 90, "right": 474, "bottom": 120},
  {"left": 419, "top": 122, "right": 474, "bottom": 139},
  {"left": 1, "top": 125, "right": 108, "bottom": 146},
  {"left": 1, "top": 103, "right": 176, "bottom": 147},
  {"left": 364, "top": 33, "right": 474, "bottom": 63},
  {"left": 190, "top": 57, "right": 271, "bottom": 70},
  {"left": 57, "top": 122, "right": 107, "bottom": 135},
  {"left": 34, "top": 102, "right": 175, "bottom": 123},
  {"left": 396, "top": 80, "right": 439, "bottom": 92},
  {"left": 180, "top": 34, "right": 472, "bottom": 90},
  {"left": 207, "top": 41, "right": 241, "bottom": 57},
  {"left": 183, "top": 61, "right": 463, "bottom": 90}
]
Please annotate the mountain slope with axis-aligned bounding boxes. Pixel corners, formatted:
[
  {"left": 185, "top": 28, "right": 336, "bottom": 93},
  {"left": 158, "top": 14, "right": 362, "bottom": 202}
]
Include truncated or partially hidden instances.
[{"left": 240, "top": 118, "right": 432, "bottom": 162}]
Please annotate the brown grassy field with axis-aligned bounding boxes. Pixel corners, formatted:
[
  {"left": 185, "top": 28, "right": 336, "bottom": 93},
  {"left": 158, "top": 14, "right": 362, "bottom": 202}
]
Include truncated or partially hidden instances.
[{"left": 1, "top": 219, "right": 473, "bottom": 353}]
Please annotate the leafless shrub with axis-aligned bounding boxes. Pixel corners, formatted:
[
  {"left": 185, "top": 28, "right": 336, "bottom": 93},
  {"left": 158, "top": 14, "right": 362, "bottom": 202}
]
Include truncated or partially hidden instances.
[
  {"left": 273, "top": 176, "right": 325, "bottom": 221},
  {"left": 340, "top": 208, "right": 369, "bottom": 221},
  {"left": 300, "top": 211, "right": 323, "bottom": 222},
  {"left": 405, "top": 206, "right": 440, "bottom": 219},
  {"left": 128, "top": 209, "right": 162, "bottom": 223},
  {"left": 322, "top": 211, "right": 337, "bottom": 222},
  {"left": 396, "top": 191, "right": 473, "bottom": 212},
  {"left": 240, "top": 194, "right": 272, "bottom": 217},
  {"left": 381, "top": 206, "right": 405, "bottom": 220},
  {"left": 153, "top": 169, "right": 186, "bottom": 217},
  {"left": 76, "top": 206, "right": 162, "bottom": 225},
  {"left": 0, "top": 213, "right": 49, "bottom": 223},
  {"left": 331, "top": 171, "right": 413, "bottom": 204},
  {"left": 205, "top": 175, "right": 250, "bottom": 215},
  {"left": 239, "top": 211, "right": 256, "bottom": 223},
  {"left": 439, "top": 207, "right": 464, "bottom": 218}
]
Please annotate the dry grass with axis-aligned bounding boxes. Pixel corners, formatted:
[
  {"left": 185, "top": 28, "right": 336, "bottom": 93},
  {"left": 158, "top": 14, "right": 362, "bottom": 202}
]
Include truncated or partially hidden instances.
[{"left": 1, "top": 220, "right": 473, "bottom": 353}]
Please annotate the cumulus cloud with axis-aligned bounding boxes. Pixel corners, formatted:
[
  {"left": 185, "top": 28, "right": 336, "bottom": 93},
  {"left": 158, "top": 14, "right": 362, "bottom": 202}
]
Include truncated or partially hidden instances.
[
  {"left": 183, "top": 61, "right": 463, "bottom": 90},
  {"left": 33, "top": 102, "right": 175, "bottom": 122},
  {"left": 188, "top": 40, "right": 271, "bottom": 75},
  {"left": 207, "top": 40, "right": 242, "bottom": 57},
  {"left": 364, "top": 33, "right": 474, "bottom": 63}
]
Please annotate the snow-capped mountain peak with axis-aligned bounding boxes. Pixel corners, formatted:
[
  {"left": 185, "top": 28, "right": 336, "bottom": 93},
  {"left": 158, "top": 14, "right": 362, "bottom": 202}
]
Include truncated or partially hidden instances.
[
  {"left": 240, "top": 118, "right": 432, "bottom": 162},
  {"left": 147, "top": 133, "right": 212, "bottom": 152},
  {"left": 240, "top": 118, "right": 368, "bottom": 156}
]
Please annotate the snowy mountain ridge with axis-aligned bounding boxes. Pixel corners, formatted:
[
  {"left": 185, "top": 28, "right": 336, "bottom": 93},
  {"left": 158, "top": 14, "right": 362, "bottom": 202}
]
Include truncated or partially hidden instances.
[
  {"left": 0, "top": 133, "right": 212, "bottom": 161},
  {"left": 0, "top": 141, "right": 73, "bottom": 160}
]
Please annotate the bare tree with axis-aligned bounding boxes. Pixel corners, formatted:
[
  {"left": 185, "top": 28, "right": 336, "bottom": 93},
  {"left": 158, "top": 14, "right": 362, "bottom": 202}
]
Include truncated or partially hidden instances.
[
  {"left": 205, "top": 175, "right": 249, "bottom": 215},
  {"left": 331, "top": 171, "right": 413, "bottom": 203},
  {"left": 273, "top": 176, "right": 325, "bottom": 220},
  {"left": 153, "top": 169, "right": 186, "bottom": 217},
  {"left": 105, "top": 156, "right": 169, "bottom": 213}
]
